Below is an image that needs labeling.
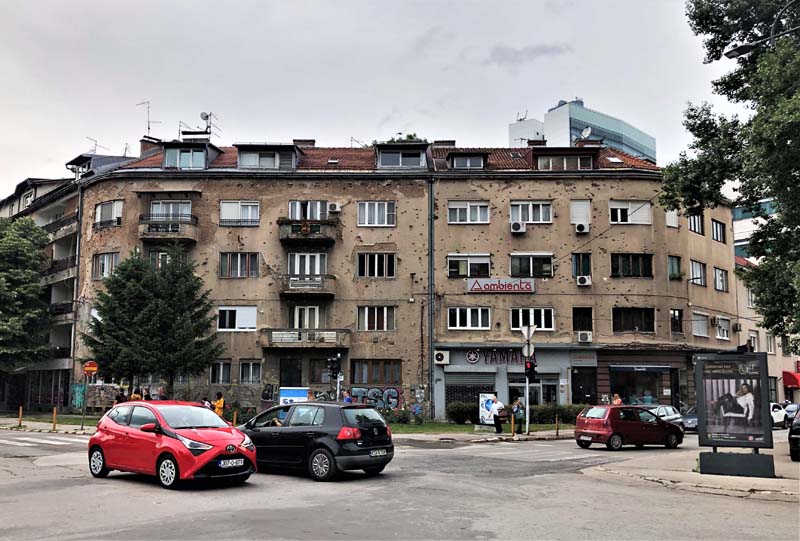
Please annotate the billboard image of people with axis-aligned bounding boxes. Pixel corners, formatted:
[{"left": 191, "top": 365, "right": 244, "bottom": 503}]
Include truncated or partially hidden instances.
[
  {"left": 478, "top": 393, "right": 495, "bottom": 425},
  {"left": 694, "top": 353, "right": 773, "bottom": 448}
]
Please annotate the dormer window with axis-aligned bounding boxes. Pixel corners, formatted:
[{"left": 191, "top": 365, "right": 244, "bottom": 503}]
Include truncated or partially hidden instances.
[
  {"left": 537, "top": 156, "right": 592, "bottom": 171},
  {"left": 239, "top": 151, "right": 279, "bottom": 169},
  {"left": 165, "top": 148, "right": 205, "bottom": 170},
  {"left": 21, "top": 190, "right": 34, "bottom": 209},
  {"left": 379, "top": 151, "right": 424, "bottom": 168},
  {"left": 452, "top": 156, "right": 484, "bottom": 169}
]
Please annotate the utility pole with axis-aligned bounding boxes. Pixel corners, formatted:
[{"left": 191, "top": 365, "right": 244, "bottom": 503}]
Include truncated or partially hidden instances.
[{"left": 520, "top": 325, "right": 537, "bottom": 434}]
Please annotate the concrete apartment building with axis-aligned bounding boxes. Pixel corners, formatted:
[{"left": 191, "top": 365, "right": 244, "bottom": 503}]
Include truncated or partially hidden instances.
[{"left": 1, "top": 132, "right": 742, "bottom": 418}]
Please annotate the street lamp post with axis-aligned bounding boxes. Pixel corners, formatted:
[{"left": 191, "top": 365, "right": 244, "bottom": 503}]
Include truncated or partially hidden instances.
[{"left": 724, "top": 0, "right": 799, "bottom": 58}]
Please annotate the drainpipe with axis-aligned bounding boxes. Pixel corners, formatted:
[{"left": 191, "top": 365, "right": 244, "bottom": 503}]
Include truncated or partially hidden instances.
[
  {"left": 427, "top": 175, "right": 436, "bottom": 419},
  {"left": 68, "top": 182, "right": 84, "bottom": 411}
]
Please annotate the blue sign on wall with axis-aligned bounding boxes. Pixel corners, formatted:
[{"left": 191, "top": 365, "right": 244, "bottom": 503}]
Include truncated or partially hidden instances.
[{"left": 278, "top": 387, "right": 309, "bottom": 405}]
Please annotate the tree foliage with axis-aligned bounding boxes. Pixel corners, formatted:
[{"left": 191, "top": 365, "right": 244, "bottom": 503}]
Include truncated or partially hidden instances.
[
  {"left": 0, "top": 218, "right": 49, "bottom": 371},
  {"left": 660, "top": 0, "right": 800, "bottom": 351},
  {"left": 82, "top": 245, "right": 224, "bottom": 394}
]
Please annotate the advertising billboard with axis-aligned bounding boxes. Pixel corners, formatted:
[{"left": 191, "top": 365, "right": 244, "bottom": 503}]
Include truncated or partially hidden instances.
[
  {"left": 694, "top": 353, "right": 773, "bottom": 449},
  {"left": 478, "top": 393, "right": 496, "bottom": 425}
]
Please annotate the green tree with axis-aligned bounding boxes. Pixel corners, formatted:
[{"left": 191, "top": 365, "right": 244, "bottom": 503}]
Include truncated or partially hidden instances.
[
  {"left": 660, "top": 0, "right": 800, "bottom": 351},
  {"left": 0, "top": 218, "right": 49, "bottom": 371}
]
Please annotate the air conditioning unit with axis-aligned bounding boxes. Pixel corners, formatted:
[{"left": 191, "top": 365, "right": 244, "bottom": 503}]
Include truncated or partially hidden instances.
[
  {"left": 510, "top": 221, "right": 527, "bottom": 234},
  {"left": 328, "top": 202, "right": 342, "bottom": 213},
  {"left": 575, "top": 223, "right": 590, "bottom": 234},
  {"left": 733, "top": 322, "right": 742, "bottom": 332},
  {"left": 576, "top": 275, "right": 592, "bottom": 287},
  {"left": 433, "top": 350, "right": 450, "bottom": 365},
  {"left": 577, "top": 331, "right": 593, "bottom": 343}
]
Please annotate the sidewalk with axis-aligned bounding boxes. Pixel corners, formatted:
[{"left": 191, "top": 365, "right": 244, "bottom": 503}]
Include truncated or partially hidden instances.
[
  {"left": 392, "top": 429, "right": 572, "bottom": 443},
  {"left": 0, "top": 420, "right": 96, "bottom": 435},
  {"left": 583, "top": 441, "right": 800, "bottom": 502}
]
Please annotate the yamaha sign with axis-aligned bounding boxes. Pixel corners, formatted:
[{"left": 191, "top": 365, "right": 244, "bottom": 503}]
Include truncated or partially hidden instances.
[{"left": 466, "top": 278, "right": 534, "bottom": 293}]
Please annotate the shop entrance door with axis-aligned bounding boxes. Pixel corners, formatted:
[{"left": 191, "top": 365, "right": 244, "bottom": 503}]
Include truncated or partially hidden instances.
[
  {"left": 509, "top": 383, "right": 541, "bottom": 406},
  {"left": 279, "top": 359, "right": 302, "bottom": 387}
]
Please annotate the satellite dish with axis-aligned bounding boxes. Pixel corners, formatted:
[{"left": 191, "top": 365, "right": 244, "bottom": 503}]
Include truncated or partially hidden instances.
[
  {"left": 200, "top": 112, "right": 209, "bottom": 121},
  {"left": 581, "top": 126, "right": 592, "bottom": 139}
]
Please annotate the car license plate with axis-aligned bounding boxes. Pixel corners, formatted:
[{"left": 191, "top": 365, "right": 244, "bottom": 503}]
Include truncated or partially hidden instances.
[
  {"left": 579, "top": 435, "right": 592, "bottom": 442},
  {"left": 219, "top": 458, "right": 244, "bottom": 468},
  {"left": 369, "top": 449, "right": 387, "bottom": 457}
]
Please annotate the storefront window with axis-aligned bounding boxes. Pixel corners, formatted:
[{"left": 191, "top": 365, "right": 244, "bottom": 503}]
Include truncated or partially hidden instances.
[{"left": 610, "top": 370, "right": 661, "bottom": 405}]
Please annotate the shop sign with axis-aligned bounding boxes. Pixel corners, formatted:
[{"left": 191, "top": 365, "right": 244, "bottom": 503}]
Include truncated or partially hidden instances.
[
  {"left": 663, "top": 387, "right": 671, "bottom": 397},
  {"left": 466, "top": 278, "right": 534, "bottom": 293},
  {"left": 570, "top": 351, "right": 597, "bottom": 366},
  {"left": 464, "top": 348, "right": 532, "bottom": 365}
]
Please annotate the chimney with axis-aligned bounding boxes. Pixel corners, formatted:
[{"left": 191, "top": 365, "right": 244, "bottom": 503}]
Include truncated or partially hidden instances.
[
  {"left": 433, "top": 140, "right": 456, "bottom": 147},
  {"left": 139, "top": 136, "right": 162, "bottom": 157},
  {"left": 527, "top": 139, "right": 547, "bottom": 147},
  {"left": 293, "top": 139, "right": 316, "bottom": 147}
]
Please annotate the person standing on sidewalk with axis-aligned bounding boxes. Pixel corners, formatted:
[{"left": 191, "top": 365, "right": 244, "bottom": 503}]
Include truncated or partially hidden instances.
[
  {"left": 490, "top": 396, "right": 505, "bottom": 434},
  {"left": 213, "top": 392, "right": 225, "bottom": 417},
  {"left": 512, "top": 398, "right": 525, "bottom": 435}
]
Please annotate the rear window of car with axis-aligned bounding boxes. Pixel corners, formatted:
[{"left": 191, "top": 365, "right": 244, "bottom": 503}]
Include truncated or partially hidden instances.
[
  {"left": 583, "top": 407, "right": 608, "bottom": 419},
  {"left": 343, "top": 407, "right": 386, "bottom": 426},
  {"left": 786, "top": 404, "right": 798, "bottom": 413}
]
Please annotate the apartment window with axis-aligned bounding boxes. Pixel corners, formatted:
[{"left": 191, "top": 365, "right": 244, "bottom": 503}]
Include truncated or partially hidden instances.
[
  {"left": 711, "top": 219, "right": 726, "bottom": 243},
  {"left": 448, "top": 255, "right": 490, "bottom": 278},
  {"left": 768, "top": 377, "right": 778, "bottom": 403},
  {"left": 747, "top": 287, "right": 756, "bottom": 308},
  {"left": 609, "top": 200, "right": 652, "bottom": 224},
  {"left": 716, "top": 318, "right": 731, "bottom": 340},
  {"left": 766, "top": 334, "right": 776, "bottom": 354},
  {"left": 572, "top": 307, "right": 593, "bottom": 332},
  {"left": 537, "top": 156, "right": 592, "bottom": 170},
  {"left": 218, "top": 306, "right": 257, "bottom": 331},
  {"left": 289, "top": 306, "right": 322, "bottom": 329},
  {"left": 379, "top": 151, "right": 424, "bottom": 168},
  {"left": 288, "top": 253, "right": 327, "bottom": 276},
  {"left": 357, "top": 201, "right": 396, "bottom": 226},
  {"left": 510, "top": 307, "right": 554, "bottom": 331},
  {"left": 509, "top": 201, "right": 552, "bottom": 224},
  {"left": 668, "top": 256, "right": 682, "bottom": 280},
  {"left": 149, "top": 251, "right": 170, "bottom": 270},
  {"left": 735, "top": 241, "right": 751, "bottom": 259},
  {"left": 452, "top": 155, "right": 484, "bottom": 169},
  {"left": 92, "top": 252, "right": 119, "bottom": 280},
  {"left": 448, "top": 307, "right": 490, "bottom": 330},
  {"left": 688, "top": 213, "right": 704, "bottom": 235},
  {"left": 448, "top": 201, "right": 489, "bottom": 224},
  {"left": 220, "top": 201, "right": 259, "bottom": 226},
  {"left": 351, "top": 359, "right": 401, "bottom": 385},
  {"left": 239, "top": 361, "right": 262, "bottom": 384},
  {"left": 239, "top": 151, "right": 278, "bottom": 169},
  {"left": 670, "top": 309, "right": 683, "bottom": 334},
  {"left": 690, "top": 260, "right": 707, "bottom": 286},
  {"left": 748, "top": 331, "right": 759, "bottom": 352},
  {"left": 21, "top": 190, "right": 33, "bottom": 209},
  {"left": 610, "top": 253, "right": 653, "bottom": 278},
  {"left": 94, "top": 200, "right": 123, "bottom": 228},
  {"left": 570, "top": 199, "right": 591, "bottom": 225},
  {"left": 357, "top": 252, "right": 396, "bottom": 278},
  {"left": 665, "top": 209, "right": 679, "bottom": 228},
  {"left": 693, "top": 313, "right": 709, "bottom": 337},
  {"left": 164, "top": 148, "right": 205, "bottom": 170},
  {"left": 309, "top": 359, "right": 331, "bottom": 384},
  {"left": 150, "top": 200, "right": 191, "bottom": 219},
  {"left": 571, "top": 253, "right": 591, "bottom": 277},
  {"left": 210, "top": 361, "right": 231, "bottom": 384},
  {"left": 220, "top": 253, "right": 259, "bottom": 278},
  {"left": 714, "top": 268, "right": 729, "bottom": 292},
  {"left": 612, "top": 307, "right": 655, "bottom": 333},
  {"left": 781, "top": 336, "right": 791, "bottom": 355},
  {"left": 510, "top": 253, "right": 553, "bottom": 278},
  {"left": 289, "top": 200, "right": 327, "bottom": 221},
  {"left": 357, "top": 306, "right": 396, "bottom": 331}
]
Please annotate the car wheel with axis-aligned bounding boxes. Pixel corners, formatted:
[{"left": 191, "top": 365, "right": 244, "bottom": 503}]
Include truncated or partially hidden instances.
[
  {"left": 576, "top": 440, "right": 592, "bottom": 449},
  {"left": 665, "top": 433, "right": 680, "bottom": 449},
  {"left": 157, "top": 455, "right": 180, "bottom": 489},
  {"left": 363, "top": 465, "right": 386, "bottom": 476},
  {"left": 606, "top": 434, "right": 623, "bottom": 451},
  {"left": 308, "top": 448, "right": 337, "bottom": 482},
  {"left": 790, "top": 448, "right": 800, "bottom": 462},
  {"left": 88, "top": 447, "right": 109, "bottom": 478}
]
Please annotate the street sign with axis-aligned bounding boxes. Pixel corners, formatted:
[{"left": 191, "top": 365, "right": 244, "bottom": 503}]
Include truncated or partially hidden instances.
[
  {"left": 522, "top": 344, "right": 532, "bottom": 357},
  {"left": 82, "top": 361, "right": 98, "bottom": 376},
  {"left": 519, "top": 325, "right": 536, "bottom": 341}
]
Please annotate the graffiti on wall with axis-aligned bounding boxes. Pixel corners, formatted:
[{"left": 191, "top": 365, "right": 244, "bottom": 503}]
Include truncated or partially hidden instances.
[{"left": 350, "top": 387, "right": 401, "bottom": 409}]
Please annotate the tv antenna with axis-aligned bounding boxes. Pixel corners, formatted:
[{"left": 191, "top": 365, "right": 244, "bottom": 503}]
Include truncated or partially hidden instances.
[
  {"left": 136, "top": 100, "right": 162, "bottom": 136},
  {"left": 350, "top": 137, "right": 367, "bottom": 148},
  {"left": 201, "top": 111, "right": 221, "bottom": 138},
  {"left": 85, "top": 137, "right": 109, "bottom": 154},
  {"left": 516, "top": 109, "right": 528, "bottom": 122},
  {"left": 122, "top": 142, "right": 130, "bottom": 156}
]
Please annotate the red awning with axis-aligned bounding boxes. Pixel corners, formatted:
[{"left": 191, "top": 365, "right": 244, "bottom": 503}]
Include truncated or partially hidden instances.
[{"left": 783, "top": 371, "right": 800, "bottom": 388}]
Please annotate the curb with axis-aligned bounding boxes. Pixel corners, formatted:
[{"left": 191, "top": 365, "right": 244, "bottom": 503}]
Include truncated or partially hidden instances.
[{"left": 0, "top": 425, "right": 95, "bottom": 436}]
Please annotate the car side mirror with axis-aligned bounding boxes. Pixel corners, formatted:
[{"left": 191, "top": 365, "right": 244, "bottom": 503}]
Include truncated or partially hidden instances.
[{"left": 140, "top": 423, "right": 157, "bottom": 433}]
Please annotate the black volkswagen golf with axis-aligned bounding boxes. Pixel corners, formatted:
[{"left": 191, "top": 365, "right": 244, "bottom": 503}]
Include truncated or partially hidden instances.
[{"left": 239, "top": 402, "right": 394, "bottom": 481}]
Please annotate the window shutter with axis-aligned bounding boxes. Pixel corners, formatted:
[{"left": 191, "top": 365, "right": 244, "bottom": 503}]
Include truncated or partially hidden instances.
[
  {"left": 628, "top": 201, "right": 652, "bottom": 224},
  {"left": 238, "top": 307, "right": 257, "bottom": 329},
  {"left": 220, "top": 202, "right": 238, "bottom": 220},
  {"left": 665, "top": 209, "right": 679, "bottom": 228},
  {"left": 570, "top": 200, "right": 590, "bottom": 224}
]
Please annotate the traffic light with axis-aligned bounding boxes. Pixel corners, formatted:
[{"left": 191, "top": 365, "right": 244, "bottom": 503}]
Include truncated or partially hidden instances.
[
  {"left": 525, "top": 356, "right": 536, "bottom": 379},
  {"left": 327, "top": 356, "right": 340, "bottom": 381}
]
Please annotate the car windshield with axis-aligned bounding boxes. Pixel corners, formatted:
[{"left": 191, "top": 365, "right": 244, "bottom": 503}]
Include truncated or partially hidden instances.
[
  {"left": 343, "top": 407, "right": 386, "bottom": 426},
  {"left": 684, "top": 406, "right": 696, "bottom": 415},
  {"left": 156, "top": 405, "right": 228, "bottom": 429},
  {"left": 786, "top": 404, "right": 798, "bottom": 413},
  {"left": 583, "top": 407, "right": 608, "bottom": 419}
]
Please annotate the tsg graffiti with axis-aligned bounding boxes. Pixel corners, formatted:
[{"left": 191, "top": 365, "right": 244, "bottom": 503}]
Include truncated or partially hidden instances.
[{"left": 350, "top": 387, "right": 401, "bottom": 409}]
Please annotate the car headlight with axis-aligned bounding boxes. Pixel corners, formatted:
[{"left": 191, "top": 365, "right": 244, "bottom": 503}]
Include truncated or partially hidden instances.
[
  {"left": 176, "top": 433, "right": 213, "bottom": 451},
  {"left": 241, "top": 433, "right": 255, "bottom": 452}
]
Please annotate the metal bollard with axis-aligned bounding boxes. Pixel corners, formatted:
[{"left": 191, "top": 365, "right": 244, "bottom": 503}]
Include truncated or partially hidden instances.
[
  {"left": 18, "top": 405, "right": 22, "bottom": 428},
  {"left": 232, "top": 410, "right": 238, "bottom": 426},
  {"left": 52, "top": 407, "right": 57, "bottom": 431}
]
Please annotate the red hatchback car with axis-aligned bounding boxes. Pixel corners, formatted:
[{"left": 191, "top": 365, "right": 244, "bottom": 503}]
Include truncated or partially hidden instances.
[
  {"left": 574, "top": 405, "right": 684, "bottom": 451},
  {"left": 88, "top": 401, "right": 257, "bottom": 489}
]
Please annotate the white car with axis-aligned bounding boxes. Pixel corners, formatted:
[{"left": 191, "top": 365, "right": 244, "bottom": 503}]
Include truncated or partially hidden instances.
[{"left": 770, "top": 403, "right": 790, "bottom": 429}]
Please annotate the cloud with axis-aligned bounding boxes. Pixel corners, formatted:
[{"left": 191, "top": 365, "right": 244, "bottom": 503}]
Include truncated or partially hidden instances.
[
  {"left": 482, "top": 43, "right": 572, "bottom": 68},
  {"left": 409, "top": 26, "right": 454, "bottom": 55}
]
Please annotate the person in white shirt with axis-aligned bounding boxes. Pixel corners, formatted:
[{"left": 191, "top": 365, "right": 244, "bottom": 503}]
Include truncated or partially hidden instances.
[
  {"left": 489, "top": 396, "right": 505, "bottom": 434},
  {"left": 735, "top": 384, "right": 755, "bottom": 422}
]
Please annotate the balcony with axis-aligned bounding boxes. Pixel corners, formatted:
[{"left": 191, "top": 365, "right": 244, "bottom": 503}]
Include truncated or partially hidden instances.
[
  {"left": 49, "top": 346, "right": 72, "bottom": 359},
  {"left": 42, "top": 256, "right": 77, "bottom": 285},
  {"left": 279, "top": 275, "right": 336, "bottom": 299},
  {"left": 278, "top": 218, "right": 338, "bottom": 247},
  {"left": 259, "top": 328, "right": 350, "bottom": 349},
  {"left": 138, "top": 214, "right": 198, "bottom": 242},
  {"left": 49, "top": 302, "right": 74, "bottom": 315},
  {"left": 42, "top": 213, "right": 78, "bottom": 234}
]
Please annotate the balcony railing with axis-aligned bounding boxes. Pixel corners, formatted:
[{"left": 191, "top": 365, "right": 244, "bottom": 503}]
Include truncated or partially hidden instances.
[
  {"left": 259, "top": 328, "right": 350, "bottom": 349},
  {"left": 49, "top": 346, "right": 71, "bottom": 359},
  {"left": 49, "top": 302, "right": 74, "bottom": 315},
  {"left": 42, "top": 213, "right": 78, "bottom": 233},
  {"left": 93, "top": 218, "right": 122, "bottom": 230},
  {"left": 138, "top": 214, "right": 199, "bottom": 241},
  {"left": 139, "top": 213, "right": 198, "bottom": 225},
  {"left": 220, "top": 218, "right": 260, "bottom": 227},
  {"left": 279, "top": 275, "right": 335, "bottom": 298},
  {"left": 277, "top": 218, "right": 338, "bottom": 246},
  {"left": 46, "top": 256, "right": 77, "bottom": 275}
]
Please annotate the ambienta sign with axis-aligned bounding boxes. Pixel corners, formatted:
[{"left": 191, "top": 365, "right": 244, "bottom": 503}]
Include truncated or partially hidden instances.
[{"left": 466, "top": 278, "right": 534, "bottom": 293}]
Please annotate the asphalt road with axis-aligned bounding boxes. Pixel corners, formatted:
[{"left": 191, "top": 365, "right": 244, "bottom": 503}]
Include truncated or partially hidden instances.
[{"left": 0, "top": 431, "right": 796, "bottom": 541}]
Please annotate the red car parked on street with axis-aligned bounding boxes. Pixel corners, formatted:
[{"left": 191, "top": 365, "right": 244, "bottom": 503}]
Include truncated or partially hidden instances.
[
  {"left": 88, "top": 401, "right": 257, "bottom": 489},
  {"left": 574, "top": 405, "right": 684, "bottom": 451}
]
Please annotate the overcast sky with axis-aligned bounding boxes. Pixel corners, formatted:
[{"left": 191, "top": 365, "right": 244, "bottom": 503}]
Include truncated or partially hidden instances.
[{"left": 0, "top": 0, "right": 745, "bottom": 195}]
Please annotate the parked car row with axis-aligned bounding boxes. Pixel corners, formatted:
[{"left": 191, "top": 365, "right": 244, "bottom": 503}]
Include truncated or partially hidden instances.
[{"left": 88, "top": 401, "right": 394, "bottom": 489}]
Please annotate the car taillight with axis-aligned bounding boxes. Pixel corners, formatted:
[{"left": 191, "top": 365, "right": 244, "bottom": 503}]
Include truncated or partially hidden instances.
[
  {"left": 336, "top": 426, "right": 362, "bottom": 441},
  {"left": 386, "top": 425, "right": 392, "bottom": 439}
]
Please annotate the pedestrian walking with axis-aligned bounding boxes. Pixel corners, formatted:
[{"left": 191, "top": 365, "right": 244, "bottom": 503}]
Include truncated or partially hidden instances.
[
  {"left": 156, "top": 386, "right": 168, "bottom": 400},
  {"left": 142, "top": 387, "right": 152, "bottom": 401},
  {"left": 490, "top": 395, "right": 505, "bottom": 434},
  {"left": 201, "top": 397, "right": 212, "bottom": 409},
  {"left": 342, "top": 390, "right": 353, "bottom": 403},
  {"left": 112, "top": 392, "right": 126, "bottom": 406},
  {"left": 612, "top": 393, "right": 623, "bottom": 405},
  {"left": 213, "top": 392, "right": 225, "bottom": 416},
  {"left": 512, "top": 398, "right": 525, "bottom": 435},
  {"left": 130, "top": 388, "right": 142, "bottom": 401}
]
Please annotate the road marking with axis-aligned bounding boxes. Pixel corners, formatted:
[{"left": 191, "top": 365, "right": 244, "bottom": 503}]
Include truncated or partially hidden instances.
[
  {"left": 14, "top": 437, "right": 72, "bottom": 446},
  {"left": 45, "top": 436, "right": 90, "bottom": 444},
  {"left": 545, "top": 454, "right": 601, "bottom": 461},
  {"left": 0, "top": 439, "right": 36, "bottom": 447}
]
